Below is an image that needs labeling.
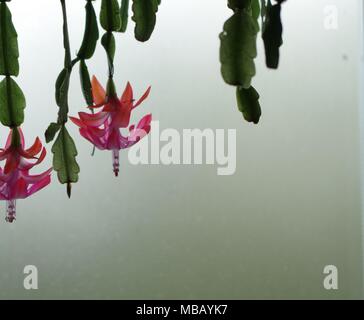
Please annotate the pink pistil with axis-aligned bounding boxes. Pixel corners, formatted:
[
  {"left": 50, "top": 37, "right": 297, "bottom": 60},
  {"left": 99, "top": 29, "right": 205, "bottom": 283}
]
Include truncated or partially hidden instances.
[
  {"left": 113, "top": 150, "right": 120, "bottom": 177},
  {"left": 5, "top": 200, "right": 16, "bottom": 223}
]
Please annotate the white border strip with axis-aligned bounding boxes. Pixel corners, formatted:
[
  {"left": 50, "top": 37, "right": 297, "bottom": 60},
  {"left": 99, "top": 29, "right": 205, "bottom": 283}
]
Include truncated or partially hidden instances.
[{"left": 358, "top": 0, "right": 364, "bottom": 298}]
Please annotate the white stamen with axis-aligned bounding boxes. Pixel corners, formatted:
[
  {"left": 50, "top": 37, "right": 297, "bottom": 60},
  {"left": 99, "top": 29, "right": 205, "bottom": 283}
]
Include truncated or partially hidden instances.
[
  {"left": 112, "top": 150, "right": 120, "bottom": 177},
  {"left": 5, "top": 200, "right": 16, "bottom": 223}
]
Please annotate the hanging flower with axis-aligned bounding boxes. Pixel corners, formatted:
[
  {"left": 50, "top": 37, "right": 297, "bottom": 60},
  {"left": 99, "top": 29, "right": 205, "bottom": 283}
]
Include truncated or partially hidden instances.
[
  {"left": 70, "top": 76, "right": 152, "bottom": 176},
  {"left": 0, "top": 128, "right": 52, "bottom": 223}
]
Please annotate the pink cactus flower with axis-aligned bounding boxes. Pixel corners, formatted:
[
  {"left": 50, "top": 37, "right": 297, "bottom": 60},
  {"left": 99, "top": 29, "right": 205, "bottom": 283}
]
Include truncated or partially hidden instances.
[
  {"left": 70, "top": 76, "right": 152, "bottom": 176},
  {"left": 0, "top": 128, "right": 52, "bottom": 223}
]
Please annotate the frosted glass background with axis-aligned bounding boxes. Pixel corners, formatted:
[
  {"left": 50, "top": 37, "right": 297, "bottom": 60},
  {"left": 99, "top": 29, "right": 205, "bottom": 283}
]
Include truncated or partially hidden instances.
[{"left": 0, "top": 0, "right": 362, "bottom": 299}]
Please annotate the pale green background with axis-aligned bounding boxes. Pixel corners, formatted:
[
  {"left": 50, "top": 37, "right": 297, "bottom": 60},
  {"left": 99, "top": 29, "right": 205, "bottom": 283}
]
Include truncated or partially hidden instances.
[{"left": 0, "top": 0, "right": 362, "bottom": 299}]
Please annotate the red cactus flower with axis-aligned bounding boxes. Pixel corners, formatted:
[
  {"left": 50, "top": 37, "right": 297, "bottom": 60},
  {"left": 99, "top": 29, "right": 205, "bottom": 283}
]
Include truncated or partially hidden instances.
[
  {"left": 0, "top": 128, "right": 52, "bottom": 223},
  {"left": 70, "top": 76, "right": 152, "bottom": 176}
]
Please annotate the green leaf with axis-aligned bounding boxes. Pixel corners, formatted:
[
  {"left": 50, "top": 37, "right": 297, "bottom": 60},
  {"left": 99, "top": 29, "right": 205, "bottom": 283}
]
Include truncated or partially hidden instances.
[
  {"left": 262, "top": 1, "right": 283, "bottom": 69},
  {"left": 132, "top": 0, "right": 159, "bottom": 42},
  {"left": 100, "top": 0, "right": 121, "bottom": 32},
  {"left": 0, "top": 2, "right": 19, "bottom": 76},
  {"left": 220, "top": 10, "right": 259, "bottom": 88},
  {"left": 251, "top": 0, "right": 260, "bottom": 20},
  {"left": 0, "top": 76, "right": 25, "bottom": 127},
  {"left": 228, "top": 0, "right": 260, "bottom": 19},
  {"left": 101, "top": 32, "right": 116, "bottom": 72},
  {"left": 55, "top": 68, "right": 70, "bottom": 109},
  {"left": 79, "top": 60, "right": 93, "bottom": 105},
  {"left": 55, "top": 68, "right": 71, "bottom": 123},
  {"left": 236, "top": 85, "right": 261, "bottom": 124},
  {"left": 77, "top": 0, "right": 99, "bottom": 60},
  {"left": 45, "top": 122, "right": 61, "bottom": 143},
  {"left": 119, "top": 0, "right": 129, "bottom": 32},
  {"left": 52, "top": 126, "right": 80, "bottom": 186},
  {"left": 228, "top": 0, "right": 251, "bottom": 10}
]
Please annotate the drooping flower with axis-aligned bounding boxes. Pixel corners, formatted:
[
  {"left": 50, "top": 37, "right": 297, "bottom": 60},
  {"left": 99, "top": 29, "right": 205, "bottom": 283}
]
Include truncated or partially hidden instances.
[
  {"left": 0, "top": 128, "right": 52, "bottom": 223},
  {"left": 70, "top": 76, "right": 152, "bottom": 176}
]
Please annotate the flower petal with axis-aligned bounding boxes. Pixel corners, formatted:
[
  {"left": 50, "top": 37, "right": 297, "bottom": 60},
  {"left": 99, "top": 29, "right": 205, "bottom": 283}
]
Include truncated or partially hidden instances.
[
  {"left": 9, "top": 178, "right": 28, "bottom": 199},
  {"left": 0, "top": 148, "right": 10, "bottom": 161},
  {"left": 0, "top": 167, "right": 9, "bottom": 182},
  {"left": 20, "top": 147, "right": 47, "bottom": 171},
  {"left": 21, "top": 168, "right": 52, "bottom": 184},
  {"left": 92, "top": 76, "right": 106, "bottom": 105},
  {"left": 18, "top": 128, "right": 25, "bottom": 147},
  {"left": 103, "top": 97, "right": 121, "bottom": 112},
  {"left": 27, "top": 175, "right": 51, "bottom": 198},
  {"left": 125, "top": 114, "right": 152, "bottom": 148},
  {"left": 133, "top": 86, "right": 151, "bottom": 109},
  {"left": 20, "top": 137, "right": 42, "bottom": 158},
  {"left": 88, "top": 102, "right": 106, "bottom": 110},
  {"left": 110, "top": 109, "right": 132, "bottom": 128},
  {"left": 0, "top": 192, "right": 8, "bottom": 200},
  {"left": 120, "top": 82, "right": 133, "bottom": 104},
  {"left": 4, "top": 155, "right": 20, "bottom": 175},
  {"left": 106, "top": 129, "right": 122, "bottom": 150},
  {"left": 79, "top": 111, "right": 109, "bottom": 127},
  {"left": 5, "top": 128, "right": 25, "bottom": 149},
  {"left": 137, "top": 113, "right": 152, "bottom": 130},
  {"left": 79, "top": 128, "right": 106, "bottom": 150},
  {"left": 69, "top": 116, "right": 86, "bottom": 128}
]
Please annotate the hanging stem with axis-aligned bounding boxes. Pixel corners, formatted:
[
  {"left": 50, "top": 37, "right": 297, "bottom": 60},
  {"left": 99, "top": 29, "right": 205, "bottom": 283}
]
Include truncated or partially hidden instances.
[
  {"left": 43, "top": 0, "right": 81, "bottom": 197},
  {"left": 102, "top": 29, "right": 116, "bottom": 96},
  {"left": 56, "top": 0, "right": 73, "bottom": 125},
  {"left": 45, "top": 0, "right": 100, "bottom": 192},
  {"left": 99, "top": 0, "right": 120, "bottom": 97},
  {"left": 61, "top": 0, "right": 72, "bottom": 71}
]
